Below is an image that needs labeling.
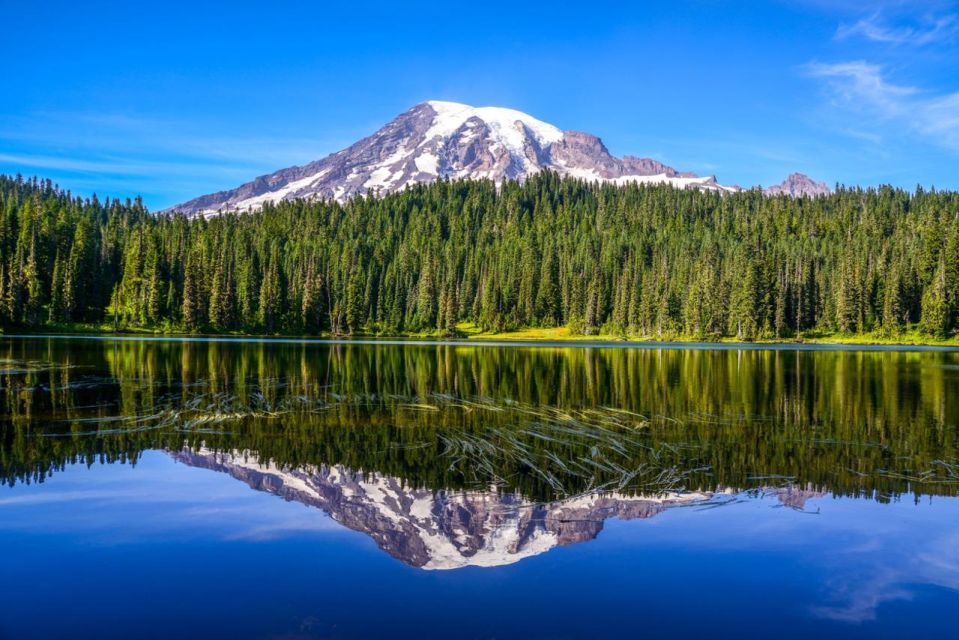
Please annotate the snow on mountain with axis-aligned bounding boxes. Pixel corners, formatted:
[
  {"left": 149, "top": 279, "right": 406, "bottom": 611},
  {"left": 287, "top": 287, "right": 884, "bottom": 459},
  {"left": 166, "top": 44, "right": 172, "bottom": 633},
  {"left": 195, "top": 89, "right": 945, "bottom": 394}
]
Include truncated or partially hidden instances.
[{"left": 166, "top": 101, "right": 740, "bottom": 216}]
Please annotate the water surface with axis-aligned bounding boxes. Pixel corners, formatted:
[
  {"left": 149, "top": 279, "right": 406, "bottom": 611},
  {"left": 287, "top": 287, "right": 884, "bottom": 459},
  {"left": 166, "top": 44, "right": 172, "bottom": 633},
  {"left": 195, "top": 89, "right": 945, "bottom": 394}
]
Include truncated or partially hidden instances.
[{"left": 1, "top": 337, "right": 957, "bottom": 639}]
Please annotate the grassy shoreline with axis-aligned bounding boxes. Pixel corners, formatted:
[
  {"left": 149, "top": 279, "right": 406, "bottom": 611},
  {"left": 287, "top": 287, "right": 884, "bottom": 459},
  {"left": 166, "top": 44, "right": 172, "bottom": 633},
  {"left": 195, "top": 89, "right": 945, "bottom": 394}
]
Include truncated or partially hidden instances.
[
  {"left": 458, "top": 325, "right": 959, "bottom": 347},
  {"left": 4, "top": 322, "right": 958, "bottom": 348}
]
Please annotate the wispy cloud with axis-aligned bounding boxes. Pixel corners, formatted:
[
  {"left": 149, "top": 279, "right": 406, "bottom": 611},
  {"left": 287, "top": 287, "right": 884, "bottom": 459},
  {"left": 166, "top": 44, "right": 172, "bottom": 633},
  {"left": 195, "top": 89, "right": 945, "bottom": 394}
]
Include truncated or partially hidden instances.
[
  {"left": 804, "top": 60, "right": 959, "bottom": 152},
  {"left": 804, "top": 61, "right": 916, "bottom": 116},
  {"left": 0, "top": 152, "right": 255, "bottom": 178},
  {"left": 811, "top": 529, "right": 959, "bottom": 623},
  {"left": 836, "top": 12, "right": 959, "bottom": 45},
  {"left": 0, "top": 110, "right": 347, "bottom": 208}
]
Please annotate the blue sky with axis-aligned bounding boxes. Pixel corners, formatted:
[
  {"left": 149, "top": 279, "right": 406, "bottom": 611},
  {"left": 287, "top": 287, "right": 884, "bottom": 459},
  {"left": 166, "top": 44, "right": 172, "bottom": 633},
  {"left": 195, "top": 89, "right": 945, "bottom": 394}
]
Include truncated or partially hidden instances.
[{"left": 3, "top": 0, "right": 959, "bottom": 209}]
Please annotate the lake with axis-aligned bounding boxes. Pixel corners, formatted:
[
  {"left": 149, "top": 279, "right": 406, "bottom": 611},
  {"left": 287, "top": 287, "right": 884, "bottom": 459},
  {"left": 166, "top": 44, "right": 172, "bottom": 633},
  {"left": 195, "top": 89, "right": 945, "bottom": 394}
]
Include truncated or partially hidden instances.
[{"left": 1, "top": 336, "right": 958, "bottom": 639}]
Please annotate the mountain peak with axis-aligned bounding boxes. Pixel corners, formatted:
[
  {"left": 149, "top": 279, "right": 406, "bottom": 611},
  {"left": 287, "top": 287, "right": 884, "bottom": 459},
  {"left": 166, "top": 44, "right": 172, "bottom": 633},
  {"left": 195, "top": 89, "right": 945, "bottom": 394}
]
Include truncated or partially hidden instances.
[
  {"left": 167, "top": 101, "right": 739, "bottom": 216},
  {"left": 765, "top": 172, "right": 831, "bottom": 198},
  {"left": 424, "top": 100, "right": 564, "bottom": 147}
]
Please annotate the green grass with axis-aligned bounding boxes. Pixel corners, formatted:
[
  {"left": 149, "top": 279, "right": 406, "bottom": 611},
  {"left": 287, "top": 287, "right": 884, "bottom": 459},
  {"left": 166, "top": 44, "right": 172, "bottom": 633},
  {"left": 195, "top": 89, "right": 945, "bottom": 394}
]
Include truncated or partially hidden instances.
[
  {"left": 460, "top": 323, "right": 959, "bottom": 347},
  {"left": 3, "top": 320, "right": 957, "bottom": 348}
]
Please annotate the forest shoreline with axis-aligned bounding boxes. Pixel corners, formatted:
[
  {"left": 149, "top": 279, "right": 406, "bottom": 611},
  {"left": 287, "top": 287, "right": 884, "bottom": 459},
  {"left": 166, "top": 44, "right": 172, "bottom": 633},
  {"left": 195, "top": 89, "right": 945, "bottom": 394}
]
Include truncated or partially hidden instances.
[
  {"left": 5, "top": 323, "right": 959, "bottom": 349},
  {"left": 5, "top": 175, "right": 959, "bottom": 345}
]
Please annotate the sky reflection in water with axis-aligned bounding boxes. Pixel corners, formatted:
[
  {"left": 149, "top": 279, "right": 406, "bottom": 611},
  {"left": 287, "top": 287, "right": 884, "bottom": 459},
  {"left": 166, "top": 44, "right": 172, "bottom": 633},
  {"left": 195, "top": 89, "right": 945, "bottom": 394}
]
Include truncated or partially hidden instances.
[
  {"left": 0, "top": 337, "right": 958, "bottom": 639},
  {"left": 2, "top": 453, "right": 957, "bottom": 639}
]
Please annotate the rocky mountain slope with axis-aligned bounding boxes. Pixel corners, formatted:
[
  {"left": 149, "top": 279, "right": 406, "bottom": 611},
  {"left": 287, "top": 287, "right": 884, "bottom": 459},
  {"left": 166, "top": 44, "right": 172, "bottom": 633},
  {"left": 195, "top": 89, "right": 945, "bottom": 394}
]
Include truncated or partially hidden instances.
[
  {"left": 765, "top": 172, "right": 831, "bottom": 197},
  {"left": 167, "top": 101, "right": 742, "bottom": 216}
]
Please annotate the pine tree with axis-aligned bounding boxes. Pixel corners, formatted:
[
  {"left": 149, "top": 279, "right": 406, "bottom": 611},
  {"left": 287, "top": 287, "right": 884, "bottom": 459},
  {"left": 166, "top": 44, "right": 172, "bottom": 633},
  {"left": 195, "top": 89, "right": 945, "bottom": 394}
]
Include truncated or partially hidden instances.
[
  {"left": 209, "top": 249, "right": 236, "bottom": 331},
  {"left": 110, "top": 284, "right": 120, "bottom": 331},
  {"left": 344, "top": 265, "right": 366, "bottom": 334},
  {"left": 566, "top": 270, "right": 586, "bottom": 335},
  {"left": 0, "top": 263, "right": 8, "bottom": 325},
  {"left": 182, "top": 251, "right": 202, "bottom": 331},
  {"left": 945, "top": 225, "right": 959, "bottom": 333},
  {"left": 921, "top": 258, "right": 949, "bottom": 338},
  {"left": 436, "top": 280, "right": 458, "bottom": 336},
  {"left": 49, "top": 250, "right": 64, "bottom": 323},
  {"left": 835, "top": 259, "right": 859, "bottom": 333},
  {"left": 881, "top": 262, "right": 905, "bottom": 337},
  {"left": 584, "top": 266, "right": 603, "bottom": 335},
  {"left": 22, "top": 237, "right": 42, "bottom": 325},
  {"left": 415, "top": 253, "right": 436, "bottom": 330},
  {"left": 444, "top": 283, "right": 458, "bottom": 335},
  {"left": 66, "top": 218, "right": 90, "bottom": 320},
  {"left": 258, "top": 247, "right": 282, "bottom": 333},
  {"left": 62, "top": 252, "right": 78, "bottom": 321},
  {"left": 729, "top": 251, "right": 759, "bottom": 340},
  {"left": 300, "top": 259, "right": 323, "bottom": 333},
  {"left": 535, "top": 247, "right": 559, "bottom": 326},
  {"left": 145, "top": 245, "right": 162, "bottom": 324}
]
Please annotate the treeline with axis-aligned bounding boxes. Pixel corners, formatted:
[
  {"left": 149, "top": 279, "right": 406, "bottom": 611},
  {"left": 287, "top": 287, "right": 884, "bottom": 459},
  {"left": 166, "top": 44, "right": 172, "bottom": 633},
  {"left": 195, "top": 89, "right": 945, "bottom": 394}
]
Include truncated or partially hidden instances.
[{"left": 1, "top": 172, "right": 958, "bottom": 339}]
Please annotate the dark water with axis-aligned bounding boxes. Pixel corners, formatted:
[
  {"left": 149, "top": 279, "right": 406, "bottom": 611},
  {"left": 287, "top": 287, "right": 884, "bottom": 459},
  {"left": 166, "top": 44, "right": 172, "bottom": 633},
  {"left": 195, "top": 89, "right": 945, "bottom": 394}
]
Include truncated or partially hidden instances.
[{"left": 1, "top": 336, "right": 958, "bottom": 639}]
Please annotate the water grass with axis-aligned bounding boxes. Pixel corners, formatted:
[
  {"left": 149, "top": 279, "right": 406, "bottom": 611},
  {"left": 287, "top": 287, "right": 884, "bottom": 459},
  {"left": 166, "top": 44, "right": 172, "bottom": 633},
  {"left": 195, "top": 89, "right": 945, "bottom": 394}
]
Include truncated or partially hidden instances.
[{"left": 6, "top": 357, "right": 959, "bottom": 501}]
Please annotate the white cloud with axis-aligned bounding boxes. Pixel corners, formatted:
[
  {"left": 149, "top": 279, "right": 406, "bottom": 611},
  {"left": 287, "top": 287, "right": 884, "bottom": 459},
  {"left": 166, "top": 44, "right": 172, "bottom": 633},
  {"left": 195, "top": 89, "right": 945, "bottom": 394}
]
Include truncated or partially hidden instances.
[
  {"left": 0, "top": 110, "right": 354, "bottom": 208},
  {"left": 811, "top": 529, "right": 959, "bottom": 623},
  {"left": 836, "top": 12, "right": 959, "bottom": 45},
  {"left": 0, "top": 152, "right": 252, "bottom": 178},
  {"left": 0, "top": 111, "right": 337, "bottom": 167},
  {"left": 805, "top": 61, "right": 916, "bottom": 115},
  {"left": 805, "top": 60, "right": 959, "bottom": 152}
]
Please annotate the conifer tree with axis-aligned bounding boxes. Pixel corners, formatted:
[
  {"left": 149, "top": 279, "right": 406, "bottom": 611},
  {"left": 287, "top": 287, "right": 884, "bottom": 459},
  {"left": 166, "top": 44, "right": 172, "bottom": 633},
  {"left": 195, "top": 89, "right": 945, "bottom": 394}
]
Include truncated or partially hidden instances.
[
  {"left": 535, "top": 246, "right": 559, "bottom": 326},
  {"left": 49, "top": 250, "right": 64, "bottom": 323},
  {"left": 182, "top": 250, "right": 202, "bottom": 331},
  {"left": 922, "top": 259, "right": 949, "bottom": 338},
  {"left": 881, "top": 262, "right": 905, "bottom": 336},
  {"left": 23, "top": 237, "right": 42, "bottom": 325},
  {"left": 258, "top": 248, "right": 282, "bottom": 333},
  {"left": 945, "top": 225, "right": 959, "bottom": 332}
]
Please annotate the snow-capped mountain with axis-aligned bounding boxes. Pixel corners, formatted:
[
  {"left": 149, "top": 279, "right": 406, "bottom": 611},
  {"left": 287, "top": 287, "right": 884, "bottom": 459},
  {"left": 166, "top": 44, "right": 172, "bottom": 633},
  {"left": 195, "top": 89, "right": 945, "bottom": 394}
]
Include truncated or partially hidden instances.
[
  {"left": 167, "top": 101, "right": 739, "bottom": 216},
  {"left": 171, "top": 448, "right": 823, "bottom": 569},
  {"left": 765, "top": 172, "right": 831, "bottom": 198}
]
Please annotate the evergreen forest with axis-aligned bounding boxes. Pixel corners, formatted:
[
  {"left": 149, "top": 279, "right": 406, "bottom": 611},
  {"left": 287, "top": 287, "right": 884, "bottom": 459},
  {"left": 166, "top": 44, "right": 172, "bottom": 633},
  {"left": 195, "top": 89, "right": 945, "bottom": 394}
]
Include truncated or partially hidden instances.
[{"left": 1, "top": 172, "right": 957, "bottom": 341}]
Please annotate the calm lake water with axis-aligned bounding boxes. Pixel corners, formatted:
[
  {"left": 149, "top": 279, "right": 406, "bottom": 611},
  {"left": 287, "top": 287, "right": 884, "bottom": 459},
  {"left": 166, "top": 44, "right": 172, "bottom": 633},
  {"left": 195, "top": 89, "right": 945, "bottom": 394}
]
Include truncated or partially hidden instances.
[{"left": 1, "top": 336, "right": 958, "bottom": 639}]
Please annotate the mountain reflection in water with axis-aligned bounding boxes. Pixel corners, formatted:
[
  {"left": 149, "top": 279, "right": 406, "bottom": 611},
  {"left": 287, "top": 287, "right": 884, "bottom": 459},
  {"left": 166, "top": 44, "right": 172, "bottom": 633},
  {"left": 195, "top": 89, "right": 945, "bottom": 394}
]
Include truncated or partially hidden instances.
[
  {"left": 1, "top": 336, "right": 954, "bottom": 565},
  {"left": 175, "top": 448, "right": 823, "bottom": 569},
  {"left": 4, "top": 337, "right": 958, "bottom": 501},
  {"left": 2, "top": 337, "right": 959, "bottom": 639}
]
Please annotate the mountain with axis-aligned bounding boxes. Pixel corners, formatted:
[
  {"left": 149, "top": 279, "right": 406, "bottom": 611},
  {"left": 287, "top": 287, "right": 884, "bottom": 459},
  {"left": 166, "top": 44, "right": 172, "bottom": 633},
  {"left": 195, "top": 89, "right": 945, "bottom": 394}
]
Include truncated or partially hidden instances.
[
  {"left": 172, "top": 448, "right": 823, "bottom": 569},
  {"left": 167, "top": 101, "right": 739, "bottom": 216},
  {"left": 765, "top": 172, "right": 831, "bottom": 198}
]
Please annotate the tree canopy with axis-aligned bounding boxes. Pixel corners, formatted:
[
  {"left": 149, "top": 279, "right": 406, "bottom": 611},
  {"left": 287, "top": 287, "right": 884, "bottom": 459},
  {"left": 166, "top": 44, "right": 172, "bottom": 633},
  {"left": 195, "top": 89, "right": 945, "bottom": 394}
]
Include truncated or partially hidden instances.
[{"left": 1, "top": 172, "right": 957, "bottom": 340}]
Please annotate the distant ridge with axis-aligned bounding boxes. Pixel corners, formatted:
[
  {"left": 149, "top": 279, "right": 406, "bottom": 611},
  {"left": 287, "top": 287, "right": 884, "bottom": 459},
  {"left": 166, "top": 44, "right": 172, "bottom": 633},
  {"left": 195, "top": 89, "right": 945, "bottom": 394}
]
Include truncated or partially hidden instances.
[{"left": 764, "top": 172, "right": 831, "bottom": 198}]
